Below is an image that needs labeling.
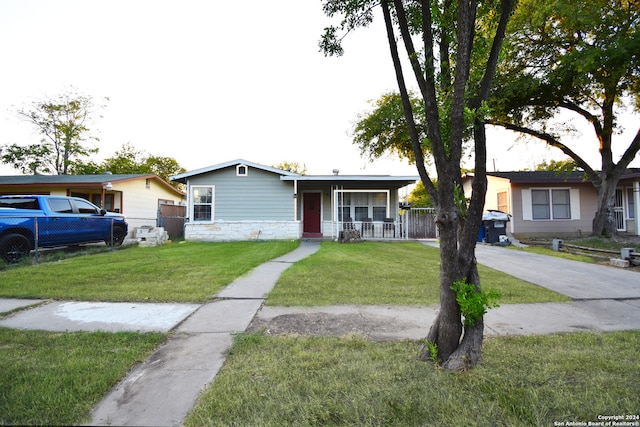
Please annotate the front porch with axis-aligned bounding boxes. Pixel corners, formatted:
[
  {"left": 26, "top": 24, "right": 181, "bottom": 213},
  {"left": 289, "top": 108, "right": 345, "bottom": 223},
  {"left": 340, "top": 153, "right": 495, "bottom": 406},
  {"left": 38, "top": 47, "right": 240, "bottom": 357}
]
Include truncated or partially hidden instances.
[{"left": 285, "top": 173, "right": 426, "bottom": 241}]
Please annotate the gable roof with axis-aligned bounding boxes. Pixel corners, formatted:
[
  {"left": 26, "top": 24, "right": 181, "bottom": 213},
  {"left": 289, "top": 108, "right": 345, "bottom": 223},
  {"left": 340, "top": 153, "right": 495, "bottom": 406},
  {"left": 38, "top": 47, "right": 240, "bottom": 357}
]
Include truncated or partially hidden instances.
[
  {"left": 0, "top": 173, "right": 184, "bottom": 195},
  {"left": 171, "top": 159, "right": 420, "bottom": 187},
  {"left": 170, "top": 159, "right": 300, "bottom": 184}
]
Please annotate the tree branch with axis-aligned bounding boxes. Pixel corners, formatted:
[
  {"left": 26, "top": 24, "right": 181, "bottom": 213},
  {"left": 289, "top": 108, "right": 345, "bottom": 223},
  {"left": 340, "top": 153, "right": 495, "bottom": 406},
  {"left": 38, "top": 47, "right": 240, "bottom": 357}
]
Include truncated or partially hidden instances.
[
  {"left": 394, "top": 0, "right": 445, "bottom": 163},
  {"left": 475, "top": 0, "right": 515, "bottom": 105},
  {"left": 491, "top": 121, "right": 601, "bottom": 184},
  {"left": 382, "top": 0, "right": 438, "bottom": 203},
  {"left": 618, "top": 127, "right": 640, "bottom": 170},
  {"left": 557, "top": 100, "right": 605, "bottom": 140}
]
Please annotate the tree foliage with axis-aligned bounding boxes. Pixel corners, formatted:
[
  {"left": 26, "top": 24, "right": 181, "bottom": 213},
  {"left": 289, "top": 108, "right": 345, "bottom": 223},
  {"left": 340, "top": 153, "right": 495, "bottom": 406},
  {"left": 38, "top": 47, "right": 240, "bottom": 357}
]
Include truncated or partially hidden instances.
[
  {"left": 491, "top": 0, "right": 640, "bottom": 235},
  {"left": 72, "top": 143, "right": 186, "bottom": 189},
  {"left": 408, "top": 180, "right": 435, "bottom": 207},
  {"left": 1, "top": 88, "right": 105, "bottom": 175},
  {"left": 272, "top": 161, "right": 308, "bottom": 175},
  {"left": 352, "top": 92, "right": 428, "bottom": 163},
  {"left": 534, "top": 158, "right": 578, "bottom": 173},
  {"left": 321, "top": 0, "right": 515, "bottom": 370}
]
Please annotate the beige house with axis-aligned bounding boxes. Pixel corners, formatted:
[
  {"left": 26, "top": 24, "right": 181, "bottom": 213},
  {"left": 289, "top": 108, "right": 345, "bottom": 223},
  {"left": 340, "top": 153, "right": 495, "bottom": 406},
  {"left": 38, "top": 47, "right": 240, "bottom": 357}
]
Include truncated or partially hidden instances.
[
  {"left": 0, "top": 174, "right": 185, "bottom": 237},
  {"left": 463, "top": 170, "right": 640, "bottom": 238}
]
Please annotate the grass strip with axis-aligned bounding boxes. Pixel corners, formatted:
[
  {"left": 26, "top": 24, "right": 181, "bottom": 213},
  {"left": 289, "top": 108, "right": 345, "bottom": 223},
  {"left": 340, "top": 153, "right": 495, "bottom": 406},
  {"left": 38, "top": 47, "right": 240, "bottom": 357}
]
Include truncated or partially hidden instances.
[
  {"left": 185, "top": 331, "right": 640, "bottom": 427},
  {"left": 269, "top": 241, "right": 569, "bottom": 306},
  {"left": 0, "top": 327, "right": 165, "bottom": 426}
]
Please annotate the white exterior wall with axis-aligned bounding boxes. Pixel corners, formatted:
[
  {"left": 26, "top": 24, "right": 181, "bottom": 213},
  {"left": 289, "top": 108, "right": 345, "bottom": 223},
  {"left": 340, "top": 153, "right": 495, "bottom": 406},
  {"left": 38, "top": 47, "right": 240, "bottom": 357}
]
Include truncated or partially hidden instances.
[
  {"left": 185, "top": 220, "right": 300, "bottom": 241},
  {"left": 117, "top": 179, "right": 184, "bottom": 235}
]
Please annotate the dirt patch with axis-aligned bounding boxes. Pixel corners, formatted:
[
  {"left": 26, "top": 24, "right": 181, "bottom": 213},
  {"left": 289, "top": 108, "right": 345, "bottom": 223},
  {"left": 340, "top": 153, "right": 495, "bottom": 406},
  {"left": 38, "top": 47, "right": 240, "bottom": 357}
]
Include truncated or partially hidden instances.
[{"left": 246, "top": 307, "right": 435, "bottom": 341}]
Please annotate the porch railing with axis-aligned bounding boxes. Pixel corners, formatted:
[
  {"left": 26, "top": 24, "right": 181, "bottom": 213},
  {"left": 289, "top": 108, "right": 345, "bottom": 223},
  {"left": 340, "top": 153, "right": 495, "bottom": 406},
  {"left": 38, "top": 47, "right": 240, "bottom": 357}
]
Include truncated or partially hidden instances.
[{"left": 336, "top": 218, "right": 403, "bottom": 240}]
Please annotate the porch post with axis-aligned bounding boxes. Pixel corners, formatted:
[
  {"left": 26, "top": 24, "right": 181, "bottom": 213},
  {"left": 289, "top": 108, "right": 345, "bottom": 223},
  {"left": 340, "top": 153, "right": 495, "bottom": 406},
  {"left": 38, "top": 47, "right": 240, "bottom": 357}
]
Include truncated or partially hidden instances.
[
  {"left": 635, "top": 181, "right": 640, "bottom": 235},
  {"left": 293, "top": 179, "right": 298, "bottom": 222},
  {"left": 334, "top": 188, "right": 339, "bottom": 240}
]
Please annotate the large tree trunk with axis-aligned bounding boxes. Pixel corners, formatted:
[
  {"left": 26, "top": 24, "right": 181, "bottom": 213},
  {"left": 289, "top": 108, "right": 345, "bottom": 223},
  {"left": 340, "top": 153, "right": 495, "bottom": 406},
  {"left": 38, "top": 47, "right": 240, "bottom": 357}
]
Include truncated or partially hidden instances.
[
  {"left": 422, "top": 212, "right": 463, "bottom": 364},
  {"left": 591, "top": 172, "right": 622, "bottom": 236}
]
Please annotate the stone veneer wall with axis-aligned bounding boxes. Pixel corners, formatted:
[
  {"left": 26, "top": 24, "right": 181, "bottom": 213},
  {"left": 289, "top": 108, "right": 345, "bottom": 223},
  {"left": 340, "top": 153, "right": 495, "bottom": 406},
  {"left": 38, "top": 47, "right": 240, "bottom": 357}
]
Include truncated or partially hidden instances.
[{"left": 185, "top": 221, "right": 301, "bottom": 241}]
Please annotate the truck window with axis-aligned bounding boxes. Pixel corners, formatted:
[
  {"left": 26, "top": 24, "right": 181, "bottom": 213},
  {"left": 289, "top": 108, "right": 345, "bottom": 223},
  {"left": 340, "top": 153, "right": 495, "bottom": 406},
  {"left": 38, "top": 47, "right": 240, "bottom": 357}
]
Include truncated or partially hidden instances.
[
  {"left": 0, "top": 198, "right": 40, "bottom": 210},
  {"left": 74, "top": 199, "right": 100, "bottom": 214},
  {"left": 48, "top": 199, "right": 73, "bottom": 214}
]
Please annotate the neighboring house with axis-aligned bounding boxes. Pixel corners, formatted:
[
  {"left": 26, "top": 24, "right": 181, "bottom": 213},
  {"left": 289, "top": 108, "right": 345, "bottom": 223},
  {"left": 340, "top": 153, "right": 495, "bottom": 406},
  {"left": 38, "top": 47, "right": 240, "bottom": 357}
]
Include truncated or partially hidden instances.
[
  {"left": 463, "top": 170, "right": 640, "bottom": 237},
  {"left": 0, "top": 174, "right": 185, "bottom": 236},
  {"left": 170, "top": 159, "right": 419, "bottom": 241}
]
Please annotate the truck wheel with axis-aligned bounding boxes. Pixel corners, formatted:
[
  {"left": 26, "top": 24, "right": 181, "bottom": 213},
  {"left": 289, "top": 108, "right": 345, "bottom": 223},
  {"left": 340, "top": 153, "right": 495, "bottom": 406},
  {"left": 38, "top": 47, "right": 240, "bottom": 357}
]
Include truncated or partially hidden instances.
[
  {"left": 107, "top": 226, "right": 127, "bottom": 247},
  {"left": 0, "top": 233, "right": 31, "bottom": 263}
]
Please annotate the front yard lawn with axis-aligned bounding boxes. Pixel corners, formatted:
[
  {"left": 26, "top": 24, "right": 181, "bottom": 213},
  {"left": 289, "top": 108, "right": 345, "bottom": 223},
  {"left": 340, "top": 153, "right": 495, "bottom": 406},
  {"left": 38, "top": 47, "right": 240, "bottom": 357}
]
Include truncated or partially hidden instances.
[
  {"left": 269, "top": 241, "right": 570, "bottom": 306},
  {"left": 0, "top": 240, "right": 299, "bottom": 303},
  {"left": 185, "top": 331, "right": 640, "bottom": 426},
  {"left": 0, "top": 328, "right": 165, "bottom": 426}
]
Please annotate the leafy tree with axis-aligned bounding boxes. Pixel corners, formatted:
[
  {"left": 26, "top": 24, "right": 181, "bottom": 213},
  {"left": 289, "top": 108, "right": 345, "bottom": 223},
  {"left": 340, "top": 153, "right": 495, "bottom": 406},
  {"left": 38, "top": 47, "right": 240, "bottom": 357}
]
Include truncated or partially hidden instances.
[
  {"left": 534, "top": 158, "right": 578, "bottom": 173},
  {"left": 408, "top": 180, "right": 434, "bottom": 208},
  {"left": 321, "top": 0, "right": 515, "bottom": 370},
  {"left": 352, "top": 92, "right": 428, "bottom": 164},
  {"left": 490, "top": 0, "right": 640, "bottom": 236},
  {"left": 72, "top": 144, "right": 186, "bottom": 189},
  {"left": 1, "top": 88, "right": 105, "bottom": 174},
  {"left": 272, "top": 161, "right": 308, "bottom": 175}
]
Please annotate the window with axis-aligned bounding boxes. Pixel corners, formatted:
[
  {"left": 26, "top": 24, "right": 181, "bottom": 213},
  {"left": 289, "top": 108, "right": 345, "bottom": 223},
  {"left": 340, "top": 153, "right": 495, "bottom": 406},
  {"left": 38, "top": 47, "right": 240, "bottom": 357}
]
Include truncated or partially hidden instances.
[
  {"left": 191, "top": 186, "right": 214, "bottom": 222},
  {"left": 337, "top": 191, "right": 389, "bottom": 221},
  {"left": 628, "top": 188, "right": 635, "bottom": 219},
  {"left": 531, "top": 189, "right": 570, "bottom": 220},
  {"left": 552, "top": 189, "right": 571, "bottom": 219},
  {"left": 337, "top": 193, "right": 351, "bottom": 221},
  {"left": 48, "top": 198, "right": 74, "bottom": 214},
  {"left": 531, "top": 190, "right": 550, "bottom": 220},
  {"left": 91, "top": 194, "right": 114, "bottom": 211},
  {"left": 75, "top": 198, "right": 101, "bottom": 214},
  {"left": 353, "top": 193, "right": 369, "bottom": 221},
  {"left": 372, "top": 192, "right": 387, "bottom": 221},
  {"left": 497, "top": 191, "right": 508, "bottom": 213},
  {"left": 236, "top": 165, "right": 248, "bottom": 176}
]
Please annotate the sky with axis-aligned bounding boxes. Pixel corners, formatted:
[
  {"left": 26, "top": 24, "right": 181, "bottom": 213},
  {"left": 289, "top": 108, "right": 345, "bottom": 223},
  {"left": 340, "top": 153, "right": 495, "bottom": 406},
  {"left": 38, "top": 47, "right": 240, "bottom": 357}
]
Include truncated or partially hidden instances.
[{"left": 0, "top": 0, "right": 637, "bottom": 178}]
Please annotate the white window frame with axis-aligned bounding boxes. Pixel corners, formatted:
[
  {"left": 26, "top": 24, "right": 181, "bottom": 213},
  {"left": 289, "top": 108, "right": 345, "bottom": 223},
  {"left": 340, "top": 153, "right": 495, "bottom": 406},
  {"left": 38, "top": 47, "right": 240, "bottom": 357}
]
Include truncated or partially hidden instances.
[
  {"left": 236, "top": 164, "right": 248, "bottom": 177},
  {"left": 522, "top": 188, "right": 580, "bottom": 221},
  {"left": 333, "top": 190, "right": 390, "bottom": 222},
  {"left": 190, "top": 185, "right": 215, "bottom": 223}
]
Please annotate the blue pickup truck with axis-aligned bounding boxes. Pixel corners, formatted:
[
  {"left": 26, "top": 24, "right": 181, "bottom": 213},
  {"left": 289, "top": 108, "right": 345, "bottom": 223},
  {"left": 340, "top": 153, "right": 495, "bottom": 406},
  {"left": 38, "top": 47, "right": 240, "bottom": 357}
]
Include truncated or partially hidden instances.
[{"left": 0, "top": 195, "right": 128, "bottom": 263}]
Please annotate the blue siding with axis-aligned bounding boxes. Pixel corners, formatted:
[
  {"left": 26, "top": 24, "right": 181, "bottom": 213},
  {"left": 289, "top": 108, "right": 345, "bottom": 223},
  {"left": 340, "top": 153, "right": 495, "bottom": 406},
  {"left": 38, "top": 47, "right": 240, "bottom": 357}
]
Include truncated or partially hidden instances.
[{"left": 189, "top": 166, "right": 294, "bottom": 220}]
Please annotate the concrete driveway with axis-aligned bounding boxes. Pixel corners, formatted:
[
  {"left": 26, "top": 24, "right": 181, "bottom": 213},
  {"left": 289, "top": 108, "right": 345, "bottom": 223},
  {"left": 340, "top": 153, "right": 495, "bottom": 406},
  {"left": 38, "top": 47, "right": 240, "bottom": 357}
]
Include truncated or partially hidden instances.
[{"left": 473, "top": 243, "right": 640, "bottom": 300}]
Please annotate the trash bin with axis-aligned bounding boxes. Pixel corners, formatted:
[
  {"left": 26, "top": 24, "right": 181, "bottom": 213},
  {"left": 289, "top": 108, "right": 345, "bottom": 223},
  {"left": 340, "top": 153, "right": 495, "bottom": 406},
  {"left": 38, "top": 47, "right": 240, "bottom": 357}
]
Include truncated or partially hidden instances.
[{"left": 481, "top": 210, "right": 511, "bottom": 244}]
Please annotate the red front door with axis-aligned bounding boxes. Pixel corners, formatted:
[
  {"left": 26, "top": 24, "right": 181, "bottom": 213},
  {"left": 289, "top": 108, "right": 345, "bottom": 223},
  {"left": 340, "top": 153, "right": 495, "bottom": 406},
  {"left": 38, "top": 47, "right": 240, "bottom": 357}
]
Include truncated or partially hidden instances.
[{"left": 303, "top": 193, "right": 321, "bottom": 235}]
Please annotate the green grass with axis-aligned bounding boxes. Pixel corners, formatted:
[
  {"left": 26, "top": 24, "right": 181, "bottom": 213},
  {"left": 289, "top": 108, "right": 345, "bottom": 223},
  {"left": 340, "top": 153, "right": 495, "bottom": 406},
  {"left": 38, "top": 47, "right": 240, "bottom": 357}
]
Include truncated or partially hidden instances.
[
  {"left": 0, "top": 240, "right": 299, "bottom": 302},
  {"left": 0, "top": 327, "right": 165, "bottom": 426},
  {"left": 509, "top": 244, "right": 598, "bottom": 263},
  {"left": 268, "top": 241, "right": 569, "bottom": 306},
  {"left": 185, "top": 331, "right": 640, "bottom": 427},
  {"left": 565, "top": 236, "right": 639, "bottom": 251}
]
